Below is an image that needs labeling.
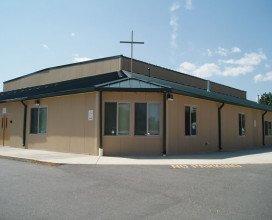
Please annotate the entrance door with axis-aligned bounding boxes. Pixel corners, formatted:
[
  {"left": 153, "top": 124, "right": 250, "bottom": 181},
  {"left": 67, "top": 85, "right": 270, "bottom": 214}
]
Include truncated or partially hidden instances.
[{"left": 0, "top": 115, "right": 11, "bottom": 146}]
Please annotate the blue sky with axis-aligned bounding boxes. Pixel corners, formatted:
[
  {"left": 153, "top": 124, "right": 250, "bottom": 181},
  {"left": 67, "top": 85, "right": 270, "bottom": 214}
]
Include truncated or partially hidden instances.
[{"left": 0, "top": 0, "right": 271, "bottom": 100}]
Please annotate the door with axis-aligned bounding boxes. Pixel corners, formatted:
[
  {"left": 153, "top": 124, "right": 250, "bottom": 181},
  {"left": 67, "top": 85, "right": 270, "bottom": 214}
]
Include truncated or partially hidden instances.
[{"left": 0, "top": 115, "right": 11, "bottom": 146}]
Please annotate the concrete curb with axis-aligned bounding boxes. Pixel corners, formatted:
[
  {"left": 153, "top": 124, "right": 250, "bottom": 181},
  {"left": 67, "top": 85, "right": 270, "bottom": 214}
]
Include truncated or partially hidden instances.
[
  {"left": 0, "top": 155, "right": 63, "bottom": 166},
  {"left": 1, "top": 154, "right": 272, "bottom": 166},
  {"left": 1, "top": 146, "right": 272, "bottom": 165}
]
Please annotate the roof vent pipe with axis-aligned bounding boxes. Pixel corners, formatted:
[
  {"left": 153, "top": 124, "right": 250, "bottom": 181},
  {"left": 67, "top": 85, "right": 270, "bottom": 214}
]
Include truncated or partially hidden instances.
[{"left": 206, "top": 80, "right": 211, "bottom": 92}]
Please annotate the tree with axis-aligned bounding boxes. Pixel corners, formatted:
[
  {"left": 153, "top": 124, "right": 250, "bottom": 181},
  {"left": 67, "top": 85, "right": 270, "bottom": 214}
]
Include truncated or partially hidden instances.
[{"left": 259, "top": 92, "right": 272, "bottom": 106}]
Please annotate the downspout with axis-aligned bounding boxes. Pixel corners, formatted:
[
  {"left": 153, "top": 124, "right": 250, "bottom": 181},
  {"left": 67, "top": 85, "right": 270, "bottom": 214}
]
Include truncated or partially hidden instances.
[
  {"left": 162, "top": 92, "right": 167, "bottom": 155},
  {"left": 262, "top": 111, "right": 267, "bottom": 146},
  {"left": 98, "top": 91, "right": 103, "bottom": 156},
  {"left": 218, "top": 103, "right": 225, "bottom": 151},
  {"left": 21, "top": 100, "right": 27, "bottom": 148}
]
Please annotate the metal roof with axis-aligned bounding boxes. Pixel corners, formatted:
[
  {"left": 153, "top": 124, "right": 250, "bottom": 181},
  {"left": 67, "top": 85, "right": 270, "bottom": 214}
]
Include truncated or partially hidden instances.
[
  {"left": 95, "top": 77, "right": 170, "bottom": 92},
  {"left": 0, "top": 70, "right": 271, "bottom": 112},
  {"left": 0, "top": 71, "right": 125, "bottom": 103},
  {"left": 4, "top": 55, "right": 245, "bottom": 96},
  {"left": 125, "top": 71, "right": 272, "bottom": 112}
]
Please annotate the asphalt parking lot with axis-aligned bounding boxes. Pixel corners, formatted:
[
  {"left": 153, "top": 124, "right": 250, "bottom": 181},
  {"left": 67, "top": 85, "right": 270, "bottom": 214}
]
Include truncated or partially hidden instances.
[{"left": 0, "top": 158, "right": 271, "bottom": 220}]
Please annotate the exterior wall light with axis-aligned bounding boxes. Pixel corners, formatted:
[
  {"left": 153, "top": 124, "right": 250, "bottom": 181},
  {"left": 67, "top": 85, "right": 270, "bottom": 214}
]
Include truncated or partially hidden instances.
[
  {"left": 35, "top": 99, "right": 40, "bottom": 106},
  {"left": 166, "top": 92, "right": 173, "bottom": 101}
]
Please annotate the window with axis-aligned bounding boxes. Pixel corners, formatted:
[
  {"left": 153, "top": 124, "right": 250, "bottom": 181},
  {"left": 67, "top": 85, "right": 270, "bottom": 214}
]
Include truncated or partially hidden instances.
[
  {"left": 104, "top": 102, "right": 117, "bottom": 135},
  {"left": 135, "top": 103, "right": 147, "bottom": 135},
  {"left": 239, "top": 113, "right": 245, "bottom": 136},
  {"left": 118, "top": 103, "right": 130, "bottom": 135},
  {"left": 185, "top": 106, "right": 197, "bottom": 136},
  {"left": 104, "top": 102, "right": 130, "bottom": 135},
  {"left": 30, "top": 107, "right": 47, "bottom": 134},
  {"left": 265, "top": 121, "right": 272, "bottom": 136},
  {"left": 148, "top": 103, "right": 160, "bottom": 135},
  {"left": 135, "top": 103, "right": 160, "bottom": 135}
]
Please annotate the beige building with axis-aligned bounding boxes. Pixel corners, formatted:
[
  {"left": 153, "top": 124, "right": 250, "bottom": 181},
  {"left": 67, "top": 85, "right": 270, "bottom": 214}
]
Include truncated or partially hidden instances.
[{"left": 0, "top": 55, "right": 271, "bottom": 156}]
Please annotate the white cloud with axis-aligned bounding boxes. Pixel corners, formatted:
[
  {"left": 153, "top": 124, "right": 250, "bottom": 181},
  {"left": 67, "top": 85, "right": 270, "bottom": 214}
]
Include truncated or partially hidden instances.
[
  {"left": 185, "top": 0, "right": 193, "bottom": 10},
  {"left": 206, "top": 49, "right": 212, "bottom": 57},
  {"left": 70, "top": 32, "right": 75, "bottom": 37},
  {"left": 42, "top": 44, "right": 49, "bottom": 50},
  {"left": 231, "top": 47, "right": 241, "bottom": 53},
  {"left": 73, "top": 54, "right": 90, "bottom": 62},
  {"left": 254, "top": 71, "right": 272, "bottom": 83},
  {"left": 179, "top": 62, "right": 196, "bottom": 72},
  {"left": 179, "top": 51, "right": 267, "bottom": 78},
  {"left": 222, "top": 65, "right": 254, "bottom": 77},
  {"left": 179, "top": 62, "right": 220, "bottom": 78},
  {"left": 218, "top": 52, "right": 266, "bottom": 76},
  {"left": 169, "top": 14, "right": 179, "bottom": 48},
  {"left": 169, "top": 1, "right": 193, "bottom": 50},
  {"left": 193, "top": 63, "right": 220, "bottom": 78},
  {"left": 207, "top": 46, "right": 241, "bottom": 57},
  {"left": 169, "top": 2, "right": 180, "bottom": 49},
  {"left": 222, "top": 52, "right": 266, "bottom": 66},
  {"left": 216, "top": 47, "right": 228, "bottom": 56},
  {"left": 170, "top": 2, "right": 180, "bottom": 12}
]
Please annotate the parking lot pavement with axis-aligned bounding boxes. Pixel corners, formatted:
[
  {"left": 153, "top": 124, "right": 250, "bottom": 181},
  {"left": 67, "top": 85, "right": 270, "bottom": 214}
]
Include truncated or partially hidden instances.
[{"left": 0, "top": 158, "right": 272, "bottom": 220}]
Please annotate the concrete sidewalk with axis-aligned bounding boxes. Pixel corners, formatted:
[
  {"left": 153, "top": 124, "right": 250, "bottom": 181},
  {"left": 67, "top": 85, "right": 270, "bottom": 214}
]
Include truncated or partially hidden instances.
[{"left": 0, "top": 146, "right": 272, "bottom": 165}]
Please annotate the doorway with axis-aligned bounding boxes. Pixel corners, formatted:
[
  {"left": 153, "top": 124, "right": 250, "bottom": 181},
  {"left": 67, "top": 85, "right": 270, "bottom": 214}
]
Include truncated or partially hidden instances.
[{"left": 0, "top": 113, "right": 11, "bottom": 146}]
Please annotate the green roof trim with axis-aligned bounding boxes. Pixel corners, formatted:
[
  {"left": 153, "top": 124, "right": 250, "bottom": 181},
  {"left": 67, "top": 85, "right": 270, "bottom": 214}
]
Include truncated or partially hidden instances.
[
  {"left": 124, "top": 71, "right": 272, "bottom": 112},
  {"left": 1, "top": 69, "right": 271, "bottom": 112},
  {"left": 95, "top": 77, "right": 171, "bottom": 92}
]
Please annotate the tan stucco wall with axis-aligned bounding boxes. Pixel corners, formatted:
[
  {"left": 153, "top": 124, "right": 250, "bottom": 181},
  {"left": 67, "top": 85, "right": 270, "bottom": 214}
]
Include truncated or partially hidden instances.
[
  {"left": 4, "top": 58, "right": 121, "bottom": 91},
  {"left": 25, "top": 92, "right": 99, "bottom": 155},
  {"left": 264, "top": 112, "right": 272, "bottom": 146},
  {"left": 221, "top": 105, "right": 263, "bottom": 150},
  {"left": 102, "top": 92, "right": 163, "bottom": 156},
  {"left": 166, "top": 94, "right": 219, "bottom": 154},
  {"left": 0, "top": 91, "right": 270, "bottom": 156},
  {"left": 166, "top": 94, "right": 269, "bottom": 154},
  {"left": 0, "top": 102, "right": 24, "bottom": 147}
]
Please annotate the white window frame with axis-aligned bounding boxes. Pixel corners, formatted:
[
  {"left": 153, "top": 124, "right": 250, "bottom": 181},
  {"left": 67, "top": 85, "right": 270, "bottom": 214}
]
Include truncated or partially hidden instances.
[
  {"left": 184, "top": 105, "right": 197, "bottom": 136},
  {"left": 29, "top": 106, "right": 48, "bottom": 135}
]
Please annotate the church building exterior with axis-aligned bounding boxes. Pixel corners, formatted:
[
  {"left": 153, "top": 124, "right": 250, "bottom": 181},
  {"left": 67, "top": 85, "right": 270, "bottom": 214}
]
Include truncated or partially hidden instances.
[{"left": 0, "top": 55, "right": 271, "bottom": 156}]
